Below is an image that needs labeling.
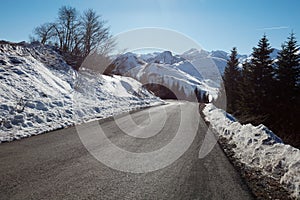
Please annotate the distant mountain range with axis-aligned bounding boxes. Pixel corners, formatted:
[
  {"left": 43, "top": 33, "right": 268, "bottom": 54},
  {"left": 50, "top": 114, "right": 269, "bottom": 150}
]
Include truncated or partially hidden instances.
[
  {"left": 104, "top": 48, "right": 280, "bottom": 100},
  {"left": 105, "top": 48, "right": 248, "bottom": 100}
]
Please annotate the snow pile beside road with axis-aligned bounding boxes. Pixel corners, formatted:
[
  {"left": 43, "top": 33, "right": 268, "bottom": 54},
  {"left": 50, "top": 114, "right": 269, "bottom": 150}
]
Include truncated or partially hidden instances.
[
  {"left": 203, "top": 104, "right": 300, "bottom": 198},
  {"left": 0, "top": 42, "right": 163, "bottom": 143}
]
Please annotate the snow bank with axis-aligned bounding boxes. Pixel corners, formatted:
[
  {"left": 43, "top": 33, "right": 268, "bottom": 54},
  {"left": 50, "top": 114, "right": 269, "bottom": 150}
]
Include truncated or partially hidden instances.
[
  {"left": 0, "top": 42, "right": 163, "bottom": 143},
  {"left": 203, "top": 104, "right": 300, "bottom": 198}
]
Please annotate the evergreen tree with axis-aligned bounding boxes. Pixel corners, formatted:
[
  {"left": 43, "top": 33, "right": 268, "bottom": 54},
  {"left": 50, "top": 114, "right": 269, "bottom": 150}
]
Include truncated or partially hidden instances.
[
  {"left": 173, "top": 81, "right": 179, "bottom": 99},
  {"left": 179, "top": 85, "right": 185, "bottom": 100},
  {"left": 194, "top": 87, "right": 200, "bottom": 102},
  {"left": 237, "top": 60, "right": 255, "bottom": 118},
  {"left": 274, "top": 33, "right": 300, "bottom": 142},
  {"left": 248, "top": 35, "right": 274, "bottom": 117},
  {"left": 223, "top": 47, "right": 241, "bottom": 113},
  {"left": 276, "top": 32, "right": 300, "bottom": 103},
  {"left": 203, "top": 92, "right": 210, "bottom": 103}
]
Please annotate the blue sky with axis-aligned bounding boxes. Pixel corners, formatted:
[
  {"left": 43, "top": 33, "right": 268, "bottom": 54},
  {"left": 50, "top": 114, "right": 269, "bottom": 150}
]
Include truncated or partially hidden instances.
[{"left": 0, "top": 0, "right": 299, "bottom": 54}]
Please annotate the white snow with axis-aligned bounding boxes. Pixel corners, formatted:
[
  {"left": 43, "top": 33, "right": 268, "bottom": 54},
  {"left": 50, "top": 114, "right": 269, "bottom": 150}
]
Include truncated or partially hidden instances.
[
  {"left": 112, "top": 52, "right": 146, "bottom": 75},
  {"left": 147, "top": 51, "right": 183, "bottom": 64},
  {"left": 111, "top": 50, "right": 219, "bottom": 99},
  {"left": 110, "top": 48, "right": 250, "bottom": 98},
  {"left": 203, "top": 104, "right": 300, "bottom": 198},
  {"left": 0, "top": 42, "right": 163, "bottom": 143},
  {"left": 181, "top": 48, "right": 251, "bottom": 82}
]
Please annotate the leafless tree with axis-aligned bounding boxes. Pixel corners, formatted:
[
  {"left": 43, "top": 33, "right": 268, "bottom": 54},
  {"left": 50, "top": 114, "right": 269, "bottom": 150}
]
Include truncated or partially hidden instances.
[
  {"left": 32, "top": 6, "right": 115, "bottom": 70},
  {"left": 56, "top": 6, "right": 80, "bottom": 52},
  {"left": 34, "top": 23, "right": 56, "bottom": 44},
  {"left": 80, "top": 9, "right": 110, "bottom": 57}
]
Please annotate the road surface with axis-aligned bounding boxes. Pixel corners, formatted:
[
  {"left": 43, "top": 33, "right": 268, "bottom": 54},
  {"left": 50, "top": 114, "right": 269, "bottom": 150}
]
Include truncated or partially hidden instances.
[{"left": 0, "top": 101, "right": 254, "bottom": 200}]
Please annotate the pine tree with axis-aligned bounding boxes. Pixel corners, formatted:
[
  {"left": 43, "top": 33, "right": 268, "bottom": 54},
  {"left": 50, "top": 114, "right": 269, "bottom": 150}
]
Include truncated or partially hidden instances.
[
  {"left": 248, "top": 35, "right": 274, "bottom": 117},
  {"left": 194, "top": 87, "right": 200, "bottom": 102},
  {"left": 237, "top": 60, "right": 254, "bottom": 118},
  {"left": 223, "top": 47, "right": 241, "bottom": 113},
  {"left": 203, "top": 92, "right": 210, "bottom": 103},
  {"left": 276, "top": 32, "right": 300, "bottom": 103},
  {"left": 274, "top": 33, "right": 300, "bottom": 144},
  {"left": 171, "top": 81, "right": 179, "bottom": 99},
  {"left": 179, "top": 85, "right": 185, "bottom": 100}
]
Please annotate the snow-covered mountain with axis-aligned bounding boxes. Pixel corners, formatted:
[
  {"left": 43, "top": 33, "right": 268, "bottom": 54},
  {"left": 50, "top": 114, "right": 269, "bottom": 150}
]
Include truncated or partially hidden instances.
[
  {"left": 182, "top": 48, "right": 248, "bottom": 75},
  {"left": 105, "top": 47, "right": 281, "bottom": 101},
  {"left": 146, "top": 51, "right": 183, "bottom": 64},
  {"left": 106, "top": 48, "right": 247, "bottom": 100},
  {"left": 183, "top": 48, "right": 280, "bottom": 73},
  {"left": 181, "top": 48, "right": 225, "bottom": 83},
  {"left": 0, "top": 42, "right": 162, "bottom": 142},
  {"left": 107, "top": 50, "right": 219, "bottom": 101}
]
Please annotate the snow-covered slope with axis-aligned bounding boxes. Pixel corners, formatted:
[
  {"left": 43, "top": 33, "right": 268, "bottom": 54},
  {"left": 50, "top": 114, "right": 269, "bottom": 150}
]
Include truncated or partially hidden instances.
[
  {"left": 109, "top": 50, "right": 219, "bottom": 100},
  {"left": 203, "top": 104, "right": 300, "bottom": 198},
  {"left": 146, "top": 51, "right": 183, "bottom": 64},
  {"left": 107, "top": 47, "right": 279, "bottom": 101},
  {"left": 110, "top": 52, "right": 146, "bottom": 75},
  {"left": 181, "top": 48, "right": 248, "bottom": 79},
  {"left": 0, "top": 42, "right": 162, "bottom": 142}
]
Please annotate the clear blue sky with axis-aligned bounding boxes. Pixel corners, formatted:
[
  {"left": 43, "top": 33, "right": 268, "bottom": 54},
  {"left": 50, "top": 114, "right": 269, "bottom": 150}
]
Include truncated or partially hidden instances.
[{"left": 0, "top": 0, "right": 299, "bottom": 54}]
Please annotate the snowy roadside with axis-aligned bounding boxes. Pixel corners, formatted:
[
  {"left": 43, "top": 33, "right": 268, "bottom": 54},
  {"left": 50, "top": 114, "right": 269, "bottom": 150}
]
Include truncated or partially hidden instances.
[
  {"left": 203, "top": 104, "right": 300, "bottom": 199},
  {"left": 0, "top": 42, "right": 164, "bottom": 143}
]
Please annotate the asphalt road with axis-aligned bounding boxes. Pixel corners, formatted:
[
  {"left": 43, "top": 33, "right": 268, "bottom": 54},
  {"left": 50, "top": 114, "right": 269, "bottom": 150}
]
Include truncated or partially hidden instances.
[{"left": 0, "top": 101, "right": 254, "bottom": 200}]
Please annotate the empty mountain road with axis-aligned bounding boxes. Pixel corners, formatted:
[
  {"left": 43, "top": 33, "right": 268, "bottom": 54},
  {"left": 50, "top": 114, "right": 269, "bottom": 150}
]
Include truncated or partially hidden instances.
[{"left": 0, "top": 101, "right": 254, "bottom": 200}]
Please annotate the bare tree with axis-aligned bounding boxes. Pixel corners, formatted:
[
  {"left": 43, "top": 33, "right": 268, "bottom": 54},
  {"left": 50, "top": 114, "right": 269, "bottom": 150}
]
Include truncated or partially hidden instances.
[
  {"left": 80, "top": 9, "right": 110, "bottom": 57},
  {"left": 57, "top": 6, "right": 80, "bottom": 52},
  {"left": 96, "top": 36, "right": 116, "bottom": 56},
  {"left": 34, "top": 23, "right": 56, "bottom": 44},
  {"left": 32, "top": 6, "right": 115, "bottom": 70}
]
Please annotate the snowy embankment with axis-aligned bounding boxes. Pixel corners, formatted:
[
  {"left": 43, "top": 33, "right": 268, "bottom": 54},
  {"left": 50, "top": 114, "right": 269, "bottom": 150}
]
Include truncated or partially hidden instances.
[
  {"left": 0, "top": 42, "right": 163, "bottom": 143},
  {"left": 203, "top": 104, "right": 300, "bottom": 198}
]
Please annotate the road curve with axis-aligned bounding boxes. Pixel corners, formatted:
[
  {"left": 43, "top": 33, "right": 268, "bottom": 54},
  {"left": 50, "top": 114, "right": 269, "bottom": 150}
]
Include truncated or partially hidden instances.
[{"left": 0, "top": 101, "right": 254, "bottom": 200}]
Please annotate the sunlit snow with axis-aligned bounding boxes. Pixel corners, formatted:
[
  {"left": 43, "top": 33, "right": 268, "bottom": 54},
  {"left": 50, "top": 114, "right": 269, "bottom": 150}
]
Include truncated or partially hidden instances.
[
  {"left": 0, "top": 43, "right": 163, "bottom": 142},
  {"left": 203, "top": 104, "right": 300, "bottom": 198}
]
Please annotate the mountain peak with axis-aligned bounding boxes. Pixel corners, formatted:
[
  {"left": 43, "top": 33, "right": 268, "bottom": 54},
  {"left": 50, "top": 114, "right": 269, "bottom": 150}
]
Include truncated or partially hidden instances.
[
  {"left": 210, "top": 50, "right": 229, "bottom": 60},
  {"left": 147, "top": 50, "right": 183, "bottom": 64}
]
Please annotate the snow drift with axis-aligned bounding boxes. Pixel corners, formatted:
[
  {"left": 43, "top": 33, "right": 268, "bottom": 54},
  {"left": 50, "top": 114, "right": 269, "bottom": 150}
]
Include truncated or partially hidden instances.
[
  {"left": 203, "top": 104, "right": 300, "bottom": 198},
  {"left": 0, "top": 42, "right": 162, "bottom": 142}
]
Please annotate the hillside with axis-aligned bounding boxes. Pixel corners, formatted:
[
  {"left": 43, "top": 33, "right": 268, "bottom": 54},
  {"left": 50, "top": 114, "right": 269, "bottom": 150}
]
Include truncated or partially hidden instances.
[
  {"left": 0, "top": 42, "right": 162, "bottom": 142},
  {"left": 105, "top": 50, "right": 225, "bottom": 101}
]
